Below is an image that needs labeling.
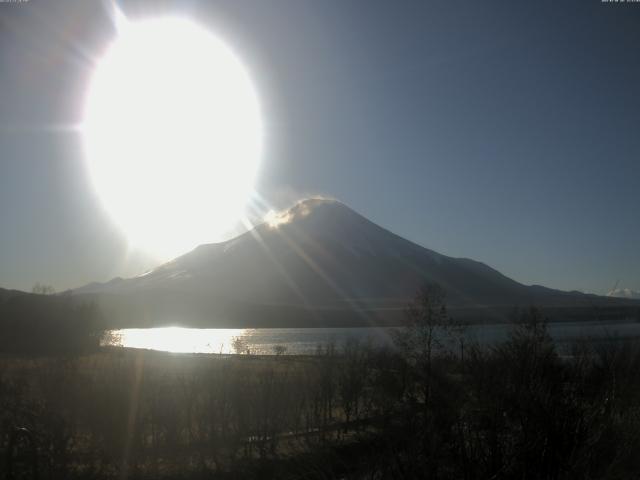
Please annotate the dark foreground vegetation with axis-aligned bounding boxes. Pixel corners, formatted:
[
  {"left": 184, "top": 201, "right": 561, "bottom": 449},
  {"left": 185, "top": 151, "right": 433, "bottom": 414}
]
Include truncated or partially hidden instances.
[{"left": 3, "top": 288, "right": 640, "bottom": 479}]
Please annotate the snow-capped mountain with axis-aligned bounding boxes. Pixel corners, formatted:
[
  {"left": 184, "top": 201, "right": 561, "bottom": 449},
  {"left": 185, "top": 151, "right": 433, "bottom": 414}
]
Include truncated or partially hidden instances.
[
  {"left": 73, "top": 198, "right": 638, "bottom": 327},
  {"left": 608, "top": 288, "right": 640, "bottom": 300}
]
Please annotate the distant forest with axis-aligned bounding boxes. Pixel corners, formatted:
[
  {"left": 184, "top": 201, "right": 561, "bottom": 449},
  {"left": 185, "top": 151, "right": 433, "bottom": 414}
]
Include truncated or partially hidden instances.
[{"left": 0, "top": 289, "right": 103, "bottom": 353}]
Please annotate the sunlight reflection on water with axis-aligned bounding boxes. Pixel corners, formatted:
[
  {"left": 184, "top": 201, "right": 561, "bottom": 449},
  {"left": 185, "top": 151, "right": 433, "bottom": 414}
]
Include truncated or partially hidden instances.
[
  {"left": 104, "top": 320, "right": 640, "bottom": 356},
  {"left": 105, "top": 326, "right": 399, "bottom": 355},
  {"left": 106, "top": 327, "right": 250, "bottom": 354}
]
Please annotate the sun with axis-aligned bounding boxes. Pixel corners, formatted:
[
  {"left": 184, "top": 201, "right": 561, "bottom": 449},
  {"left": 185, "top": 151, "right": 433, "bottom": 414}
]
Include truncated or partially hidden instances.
[{"left": 83, "top": 16, "right": 262, "bottom": 260}]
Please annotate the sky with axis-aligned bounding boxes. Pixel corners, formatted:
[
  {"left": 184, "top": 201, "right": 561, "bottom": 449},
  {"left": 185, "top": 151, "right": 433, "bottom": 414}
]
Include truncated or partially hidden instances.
[{"left": 1, "top": 0, "right": 639, "bottom": 295}]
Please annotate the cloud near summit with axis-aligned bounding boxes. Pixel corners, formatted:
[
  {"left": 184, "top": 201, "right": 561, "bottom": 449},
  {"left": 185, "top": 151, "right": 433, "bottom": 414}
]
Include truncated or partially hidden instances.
[{"left": 263, "top": 196, "right": 339, "bottom": 228}]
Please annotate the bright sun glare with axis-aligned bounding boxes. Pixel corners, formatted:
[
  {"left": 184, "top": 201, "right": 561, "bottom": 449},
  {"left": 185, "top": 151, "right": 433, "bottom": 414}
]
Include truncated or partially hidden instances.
[{"left": 83, "top": 15, "right": 262, "bottom": 259}]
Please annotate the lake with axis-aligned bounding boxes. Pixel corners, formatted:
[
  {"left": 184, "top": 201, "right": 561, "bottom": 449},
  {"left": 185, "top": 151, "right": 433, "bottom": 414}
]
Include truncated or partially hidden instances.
[{"left": 105, "top": 319, "right": 640, "bottom": 355}]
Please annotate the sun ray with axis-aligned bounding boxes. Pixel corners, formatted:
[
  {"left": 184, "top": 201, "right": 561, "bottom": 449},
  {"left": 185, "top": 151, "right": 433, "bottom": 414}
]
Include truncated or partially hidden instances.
[{"left": 240, "top": 197, "right": 322, "bottom": 318}]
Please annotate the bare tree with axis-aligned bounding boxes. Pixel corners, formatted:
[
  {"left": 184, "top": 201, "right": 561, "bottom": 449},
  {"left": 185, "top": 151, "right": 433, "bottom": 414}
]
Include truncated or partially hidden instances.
[
  {"left": 393, "top": 283, "right": 451, "bottom": 409},
  {"left": 231, "top": 336, "right": 250, "bottom": 355},
  {"left": 32, "top": 283, "right": 56, "bottom": 295},
  {"left": 272, "top": 344, "right": 287, "bottom": 356},
  {"left": 338, "top": 337, "right": 368, "bottom": 431}
]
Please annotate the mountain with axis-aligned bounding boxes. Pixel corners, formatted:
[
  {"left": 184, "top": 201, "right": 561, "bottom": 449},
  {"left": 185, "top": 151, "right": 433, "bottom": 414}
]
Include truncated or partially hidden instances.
[{"left": 73, "top": 198, "right": 640, "bottom": 327}]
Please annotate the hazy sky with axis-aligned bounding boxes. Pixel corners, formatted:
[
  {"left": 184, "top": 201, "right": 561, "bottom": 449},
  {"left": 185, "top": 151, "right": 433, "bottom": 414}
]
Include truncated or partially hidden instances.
[{"left": 1, "top": 0, "right": 639, "bottom": 294}]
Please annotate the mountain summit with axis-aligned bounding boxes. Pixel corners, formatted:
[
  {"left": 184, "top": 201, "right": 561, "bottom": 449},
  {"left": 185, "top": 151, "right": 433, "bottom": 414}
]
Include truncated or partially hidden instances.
[{"left": 75, "top": 198, "right": 638, "bottom": 327}]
